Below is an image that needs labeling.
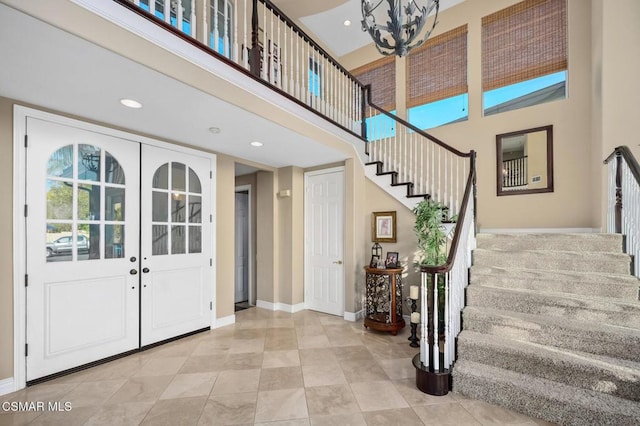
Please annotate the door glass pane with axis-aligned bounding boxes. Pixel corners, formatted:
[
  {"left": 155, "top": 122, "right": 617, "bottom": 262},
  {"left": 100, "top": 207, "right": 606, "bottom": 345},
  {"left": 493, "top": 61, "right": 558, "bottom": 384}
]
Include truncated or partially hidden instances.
[
  {"left": 105, "top": 187, "right": 125, "bottom": 221},
  {"left": 188, "top": 195, "right": 201, "bottom": 223},
  {"left": 78, "top": 145, "right": 101, "bottom": 182},
  {"left": 78, "top": 184, "right": 101, "bottom": 221},
  {"left": 172, "top": 225, "right": 186, "bottom": 254},
  {"left": 189, "top": 226, "right": 202, "bottom": 253},
  {"left": 189, "top": 168, "right": 201, "bottom": 193},
  {"left": 172, "top": 194, "right": 186, "bottom": 222},
  {"left": 47, "top": 145, "right": 73, "bottom": 178},
  {"left": 153, "top": 225, "right": 168, "bottom": 255},
  {"left": 153, "top": 191, "right": 168, "bottom": 222},
  {"left": 46, "top": 223, "right": 72, "bottom": 262},
  {"left": 105, "top": 225, "right": 125, "bottom": 259},
  {"left": 172, "top": 163, "right": 186, "bottom": 191},
  {"left": 153, "top": 164, "right": 169, "bottom": 189},
  {"left": 78, "top": 224, "right": 100, "bottom": 261},
  {"left": 46, "top": 180, "right": 73, "bottom": 220},
  {"left": 105, "top": 151, "right": 126, "bottom": 184}
]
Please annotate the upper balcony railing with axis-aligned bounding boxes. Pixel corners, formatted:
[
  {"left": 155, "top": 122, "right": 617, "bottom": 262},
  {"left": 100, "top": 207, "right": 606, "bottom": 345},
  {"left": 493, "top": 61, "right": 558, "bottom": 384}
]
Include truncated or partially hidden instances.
[{"left": 117, "top": 0, "right": 366, "bottom": 138}]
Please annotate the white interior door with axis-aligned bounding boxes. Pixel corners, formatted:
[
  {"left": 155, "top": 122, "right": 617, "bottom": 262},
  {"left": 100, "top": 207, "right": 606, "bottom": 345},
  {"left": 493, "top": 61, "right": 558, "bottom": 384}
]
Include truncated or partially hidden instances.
[
  {"left": 234, "top": 192, "right": 249, "bottom": 303},
  {"left": 26, "top": 118, "right": 140, "bottom": 381},
  {"left": 140, "top": 145, "right": 212, "bottom": 346},
  {"left": 304, "top": 169, "right": 345, "bottom": 316}
]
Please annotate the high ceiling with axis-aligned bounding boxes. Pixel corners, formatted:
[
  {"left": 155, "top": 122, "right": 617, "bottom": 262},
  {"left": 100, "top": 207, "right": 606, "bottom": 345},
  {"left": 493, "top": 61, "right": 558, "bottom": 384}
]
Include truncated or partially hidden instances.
[{"left": 278, "top": 0, "right": 466, "bottom": 57}]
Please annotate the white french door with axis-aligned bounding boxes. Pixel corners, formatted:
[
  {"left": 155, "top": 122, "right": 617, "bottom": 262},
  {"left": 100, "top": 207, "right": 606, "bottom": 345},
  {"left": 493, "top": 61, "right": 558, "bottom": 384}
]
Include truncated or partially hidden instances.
[
  {"left": 25, "top": 118, "right": 213, "bottom": 381},
  {"left": 304, "top": 168, "right": 345, "bottom": 316},
  {"left": 26, "top": 118, "right": 141, "bottom": 381},
  {"left": 140, "top": 145, "right": 212, "bottom": 346},
  {"left": 234, "top": 191, "right": 249, "bottom": 303}
]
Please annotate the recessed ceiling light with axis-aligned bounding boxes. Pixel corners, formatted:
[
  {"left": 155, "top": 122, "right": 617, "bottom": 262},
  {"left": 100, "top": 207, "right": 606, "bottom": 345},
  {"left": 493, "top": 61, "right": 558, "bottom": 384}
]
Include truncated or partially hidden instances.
[
  {"left": 208, "top": 127, "right": 221, "bottom": 134},
  {"left": 250, "top": 141, "right": 263, "bottom": 147},
  {"left": 120, "top": 98, "right": 142, "bottom": 109},
  {"left": 344, "top": 20, "right": 352, "bottom": 26}
]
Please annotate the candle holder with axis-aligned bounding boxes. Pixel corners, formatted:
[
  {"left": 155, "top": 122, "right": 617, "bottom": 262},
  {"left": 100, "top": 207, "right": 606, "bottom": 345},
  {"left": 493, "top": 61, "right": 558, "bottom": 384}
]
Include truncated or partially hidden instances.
[
  {"left": 409, "top": 322, "right": 419, "bottom": 347},
  {"left": 406, "top": 295, "right": 420, "bottom": 347}
]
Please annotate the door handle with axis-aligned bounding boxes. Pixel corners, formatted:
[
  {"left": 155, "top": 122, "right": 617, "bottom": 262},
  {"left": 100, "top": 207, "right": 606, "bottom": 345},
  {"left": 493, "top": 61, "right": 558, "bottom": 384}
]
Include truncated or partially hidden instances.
[
  {"left": 333, "top": 260, "right": 343, "bottom": 265},
  {"left": 142, "top": 267, "right": 150, "bottom": 273},
  {"left": 129, "top": 269, "right": 138, "bottom": 275}
]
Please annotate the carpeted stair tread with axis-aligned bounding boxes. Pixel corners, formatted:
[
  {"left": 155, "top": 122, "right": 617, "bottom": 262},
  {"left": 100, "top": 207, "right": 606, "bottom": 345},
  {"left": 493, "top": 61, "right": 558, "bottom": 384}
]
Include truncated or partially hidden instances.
[
  {"left": 473, "top": 248, "right": 631, "bottom": 274},
  {"left": 470, "top": 265, "right": 639, "bottom": 300},
  {"left": 452, "top": 360, "right": 640, "bottom": 426},
  {"left": 476, "top": 233, "right": 623, "bottom": 252},
  {"left": 462, "top": 306, "right": 640, "bottom": 362},
  {"left": 457, "top": 330, "right": 640, "bottom": 402},
  {"left": 466, "top": 284, "right": 640, "bottom": 328}
]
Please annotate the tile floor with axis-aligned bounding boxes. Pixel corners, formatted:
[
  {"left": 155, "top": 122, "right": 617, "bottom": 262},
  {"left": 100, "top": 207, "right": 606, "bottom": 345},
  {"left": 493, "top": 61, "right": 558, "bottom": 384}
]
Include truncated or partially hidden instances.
[{"left": 0, "top": 308, "right": 555, "bottom": 425}]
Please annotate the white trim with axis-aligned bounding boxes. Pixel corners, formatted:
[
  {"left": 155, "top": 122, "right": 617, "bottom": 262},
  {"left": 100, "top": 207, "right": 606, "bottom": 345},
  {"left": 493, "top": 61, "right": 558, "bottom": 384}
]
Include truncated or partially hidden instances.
[
  {"left": 235, "top": 184, "right": 253, "bottom": 305},
  {"left": 304, "top": 167, "right": 346, "bottom": 317},
  {"left": 479, "top": 228, "right": 601, "bottom": 234},
  {"left": 256, "top": 300, "right": 306, "bottom": 313},
  {"left": 13, "top": 105, "right": 218, "bottom": 392},
  {"left": 0, "top": 377, "right": 15, "bottom": 396},
  {"left": 213, "top": 314, "right": 236, "bottom": 329},
  {"left": 343, "top": 309, "right": 365, "bottom": 322}
]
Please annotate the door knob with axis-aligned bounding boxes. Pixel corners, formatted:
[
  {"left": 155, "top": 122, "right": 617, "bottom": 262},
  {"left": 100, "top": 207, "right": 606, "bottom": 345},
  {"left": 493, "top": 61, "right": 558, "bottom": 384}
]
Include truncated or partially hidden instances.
[
  {"left": 142, "top": 267, "right": 150, "bottom": 273},
  {"left": 129, "top": 269, "right": 138, "bottom": 275},
  {"left": 333, "top": 260, "right": 343, "bottom": 265},
  {"left": 130, "top": 257, "right": 137, "bottom": 263}
]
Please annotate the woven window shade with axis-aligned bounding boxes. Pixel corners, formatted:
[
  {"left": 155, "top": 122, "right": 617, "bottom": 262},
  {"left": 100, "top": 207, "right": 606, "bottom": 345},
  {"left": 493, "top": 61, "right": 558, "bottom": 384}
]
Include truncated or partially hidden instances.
[
  {"left": 407, "top": 25, "right": 468, "bottom": 108},
  {"left": 482, "top": 0, "right": 567, "bottom": 92},
  {"left": 352, "top": 56, "right": 396, "bottom": 113}
]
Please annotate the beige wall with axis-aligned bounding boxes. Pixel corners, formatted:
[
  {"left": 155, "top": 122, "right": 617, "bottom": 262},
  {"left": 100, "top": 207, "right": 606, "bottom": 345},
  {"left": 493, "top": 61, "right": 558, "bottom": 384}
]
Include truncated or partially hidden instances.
[
  {"left": 276, "top": 166, "right": 305, "bottom": 306},
  {"left": 349, "top": 0, "right": 597, "bottom": 230},
  {"left": 526, "top": 130, "right": 548, "bottom": 190},
  {"left": 216, "top": 155, "right": 236, "bottom": 319},
  {"left": 0, "top": 97, "right": 14, "bottom": 380},
  {"left": 256, "top": 170, "right": 278, "bottom": 303},
  {"left": 364, "top": 181, "right": 420, "bottom": 315},
  {"left": 344, "top": 159, "right": 367, "bottom": 313}
]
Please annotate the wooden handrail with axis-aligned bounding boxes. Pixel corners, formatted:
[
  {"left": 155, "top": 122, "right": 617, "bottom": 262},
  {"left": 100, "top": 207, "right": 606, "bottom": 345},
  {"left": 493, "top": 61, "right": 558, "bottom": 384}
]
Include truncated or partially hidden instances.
[
  {"left": 604, "top": 146, "right": 640, "bottom": 185},
  {"left": 111, "top": 0, "right": 367, "bottom": 141},
  {"left": 366, "top": 95, "right": 472, "bottom": 158},
  {"left": 259, "top": 0, "right": 363, "bottom": 86},
  {"left": 421, "top": 155, "right": 476, "bottom": 275}
]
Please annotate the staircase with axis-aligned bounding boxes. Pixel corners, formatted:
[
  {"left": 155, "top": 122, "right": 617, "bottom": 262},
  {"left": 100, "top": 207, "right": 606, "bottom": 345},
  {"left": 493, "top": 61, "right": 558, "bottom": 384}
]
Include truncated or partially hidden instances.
[
  {"left": 453, "top": 233, "right": 640, "bottom": 425},
  {"left": 364, "top": 161, "right": 429, "bottom": 210}
]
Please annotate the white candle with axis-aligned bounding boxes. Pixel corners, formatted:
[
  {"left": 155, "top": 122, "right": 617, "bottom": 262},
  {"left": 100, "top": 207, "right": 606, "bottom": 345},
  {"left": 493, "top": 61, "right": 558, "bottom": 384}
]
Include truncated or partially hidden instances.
[
  {"left": 410, "top": 285, "right": 419, "bottom": 300},
  {"left": 411, "top": 312, "right": 420, "bottom": 324}
]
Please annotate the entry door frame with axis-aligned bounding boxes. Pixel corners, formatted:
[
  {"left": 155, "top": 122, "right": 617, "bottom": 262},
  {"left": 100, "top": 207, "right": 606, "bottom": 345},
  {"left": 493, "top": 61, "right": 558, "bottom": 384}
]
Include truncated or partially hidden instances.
[
  {"left": 12, "top": 105, "right": 217, "bottom": 392},
  {"left": 234, "top": 184, "right": 253, "bottom": 305},
  {"left": 303, "top": 166, "right": 345, "bottom": 316}
]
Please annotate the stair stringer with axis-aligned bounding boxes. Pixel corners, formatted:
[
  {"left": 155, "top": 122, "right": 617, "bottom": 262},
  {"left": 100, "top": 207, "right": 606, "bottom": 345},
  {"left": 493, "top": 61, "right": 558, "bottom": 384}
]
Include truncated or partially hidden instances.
[{"left": 364, "top": 162, "right": 424, "bottom": 211}]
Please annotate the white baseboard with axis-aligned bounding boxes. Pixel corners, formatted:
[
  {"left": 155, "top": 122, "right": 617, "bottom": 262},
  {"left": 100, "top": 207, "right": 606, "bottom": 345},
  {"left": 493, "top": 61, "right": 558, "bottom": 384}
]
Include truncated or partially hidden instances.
[
  {"left": 344, "top": 309, "right": 365, "bottom": 322},
  {"left": 214, "top": 314, "right": 235, "bottom": 329},
  {"left": 0, "top": 377, "right": 14, "bottom": 396},
  {"left": 256, "top": 300, "right": 305, "bottom": 313},
  {"left": 479, "top": 227, "right": 601, "bottom": 234}
]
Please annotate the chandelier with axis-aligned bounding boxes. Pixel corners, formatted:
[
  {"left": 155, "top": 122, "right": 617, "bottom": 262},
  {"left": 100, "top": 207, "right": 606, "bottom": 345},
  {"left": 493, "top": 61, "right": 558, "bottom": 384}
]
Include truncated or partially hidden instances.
[{"left": 361, "top": 0, "right": 440, "bottom": 57}]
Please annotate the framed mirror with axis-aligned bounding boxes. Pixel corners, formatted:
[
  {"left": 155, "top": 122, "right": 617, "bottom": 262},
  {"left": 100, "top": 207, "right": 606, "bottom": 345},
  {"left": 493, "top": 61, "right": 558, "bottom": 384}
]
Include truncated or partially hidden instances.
[{"left": 496, "top": 125, "right": 554, "bottom": 196}]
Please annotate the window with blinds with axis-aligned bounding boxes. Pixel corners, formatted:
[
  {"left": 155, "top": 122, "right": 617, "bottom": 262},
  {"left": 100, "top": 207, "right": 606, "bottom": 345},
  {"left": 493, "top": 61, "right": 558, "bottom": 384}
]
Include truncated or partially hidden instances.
[
  {"left": 406, "top": 25, "right": 468, "bottom": 130},
  {"left": 482, "top": 0, "right": 567, "bottom": 115},
  {"left": 352, "top": 56, "right": 396, "bottom": 113}
]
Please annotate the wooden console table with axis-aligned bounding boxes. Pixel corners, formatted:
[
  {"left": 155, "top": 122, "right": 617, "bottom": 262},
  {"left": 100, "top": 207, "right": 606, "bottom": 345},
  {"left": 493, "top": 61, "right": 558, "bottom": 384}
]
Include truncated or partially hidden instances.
[{"left": 364, "top": 266, "right": 405, "bottom": 335}]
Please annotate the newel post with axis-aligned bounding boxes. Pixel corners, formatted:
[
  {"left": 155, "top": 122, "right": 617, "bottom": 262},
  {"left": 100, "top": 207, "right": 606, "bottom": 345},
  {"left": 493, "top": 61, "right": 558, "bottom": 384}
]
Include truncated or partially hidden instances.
[
  {"left": 615, "top": 151, "right": 622, "bottom": 234},
  {"left": 249, "top": 0, "right": 261, "bottom": 77}
]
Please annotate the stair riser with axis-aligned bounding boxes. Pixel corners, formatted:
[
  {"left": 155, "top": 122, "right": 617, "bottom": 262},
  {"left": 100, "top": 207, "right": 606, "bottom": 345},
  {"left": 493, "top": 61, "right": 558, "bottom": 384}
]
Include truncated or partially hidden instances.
[
  {"left": 463, "top": 311, "right": 640, "bottom": 362},
  {"left": 466, "top": 286, "right": 640, "bottom": 328},
  {"left": 477, "top": 235, "right": 623, "bottom": 253},
  {"left": 457, "top": 338, "right": 640, "bottom": 402},
  {"left": 470, "top": 273, "right": 639, "bottom": 301},
  {"left": 473, "top": 252, "right": 630, "bottom": 274},
  {"left": 452, "top": 369, "right": 640, "bottom": 426}
]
